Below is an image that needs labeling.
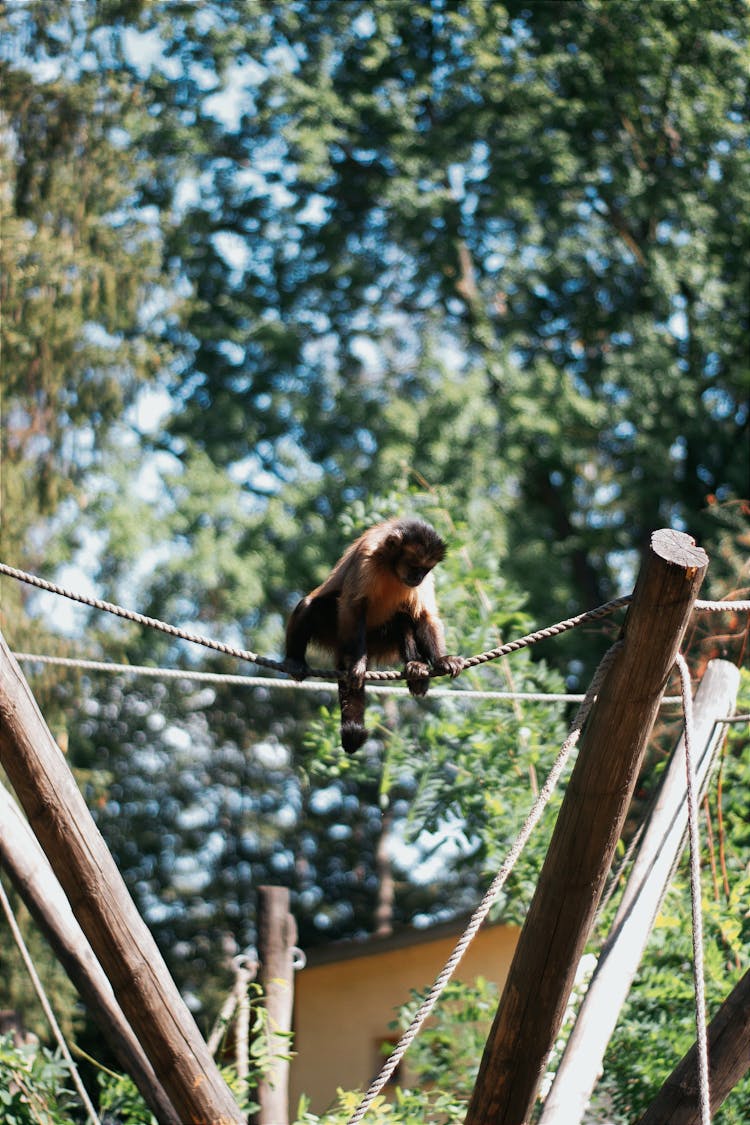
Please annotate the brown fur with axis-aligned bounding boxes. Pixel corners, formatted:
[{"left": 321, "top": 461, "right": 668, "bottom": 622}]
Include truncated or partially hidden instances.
[{"left": 285, "top": 518, "right": 462, "bottom": 752}]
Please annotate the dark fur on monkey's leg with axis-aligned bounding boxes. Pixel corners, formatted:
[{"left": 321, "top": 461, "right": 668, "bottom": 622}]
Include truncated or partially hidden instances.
[{"left": 339, "top": 677, "right": 369, "bottom": 753}]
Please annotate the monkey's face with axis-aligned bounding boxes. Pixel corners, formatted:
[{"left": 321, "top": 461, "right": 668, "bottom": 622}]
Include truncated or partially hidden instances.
[
  {"left": 402, "top": 564, "right": 432, "bottom": 587},
  {"left": 384, "top": 520, "right": 445, "bottom": 587},
  {"left": 394, "top": 552, "right": 437, "bottom": 588}
]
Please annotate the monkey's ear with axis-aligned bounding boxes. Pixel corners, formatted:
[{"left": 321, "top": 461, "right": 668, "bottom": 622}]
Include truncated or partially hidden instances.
[{"left": 383, "top": 529, "right": 403, "bottom": 551}]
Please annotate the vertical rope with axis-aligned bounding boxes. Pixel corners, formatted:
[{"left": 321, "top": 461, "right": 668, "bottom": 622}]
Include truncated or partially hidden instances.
[
  {"left": 0, "top": 877, "right": 102, "bottom": 1125},
  {"left": 345, "top": 641, "right": 622, "bottom": 1125},
  {"left": 233, "top": 954, "right": 258, "bottom": 1097},
  {"left": 676, "top": 654, "right": 711, "bottom": 1125},
  {"left": 207, "top": 989, "right": 240, "bottom": 1057}
]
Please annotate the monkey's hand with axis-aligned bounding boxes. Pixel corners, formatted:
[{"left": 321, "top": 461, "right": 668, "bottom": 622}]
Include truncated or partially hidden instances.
[
  {"left": 405, "top": 660, "right": 431, "bottom": 697},
  {"left": 284, "top": 657, "right": 310, "bottom": 681},
  {"left": 433, "top": 654, "right": 465, "bottom": 679}
]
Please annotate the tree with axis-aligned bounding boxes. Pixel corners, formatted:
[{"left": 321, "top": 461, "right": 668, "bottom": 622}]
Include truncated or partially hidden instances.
[
  {"left": 122, "top": 0, "right": 747, "bottom": 624},
  {"left": 0, "top": 0, "right": 176, "bottom": 563}
]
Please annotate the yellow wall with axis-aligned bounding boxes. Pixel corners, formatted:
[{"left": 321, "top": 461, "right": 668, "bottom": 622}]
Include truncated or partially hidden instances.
[{"left": 289, "top": 923, "right": 519, "bottom": 1114}]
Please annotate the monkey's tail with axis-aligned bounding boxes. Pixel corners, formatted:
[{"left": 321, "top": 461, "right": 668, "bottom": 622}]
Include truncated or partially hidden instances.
[{"left": 338, "top": 678, "right": 369, "bottom": 754}]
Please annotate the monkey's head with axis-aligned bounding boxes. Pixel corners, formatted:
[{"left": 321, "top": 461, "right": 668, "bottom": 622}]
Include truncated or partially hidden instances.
[{"left": 383, "top": 519, "right": 446, "bottom": 587}]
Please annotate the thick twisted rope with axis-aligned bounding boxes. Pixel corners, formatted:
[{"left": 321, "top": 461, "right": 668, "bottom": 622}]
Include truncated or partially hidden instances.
[
  {"left": 693, "top": 598, "right": 750, "bottom": 612},
  {"left": 459, "top": 597, "right": 631, "bottom": 669},
  {"left": 0, "top": 561, "right": 630, "bottom": 679},
  {"left": 2, "top": 563, "right": 746, "bottom": 683},
  {"left": 0, "top": 562, "right": 285, "bottom": 672},
  {"left": 344, "top": 641, "right": 623, "bottom": 1125}
]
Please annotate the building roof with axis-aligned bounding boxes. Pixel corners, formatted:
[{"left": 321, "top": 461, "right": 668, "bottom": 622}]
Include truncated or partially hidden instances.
[{"left": 302, "top": 913, "right": 508, "bottom": 967}]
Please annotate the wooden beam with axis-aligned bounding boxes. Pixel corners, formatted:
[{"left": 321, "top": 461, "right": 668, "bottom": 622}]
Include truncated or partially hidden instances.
[
  {"left": 0, "top": 633, "right": 244, "bottom": 1125},
  {"left": 0, "top": 783, "right": 181, "bottom": 1124},
  {"left": 256, "top": 886, "right": 297, "bottom": 1125},
  {"left": 464, "top": 529, "right": 708, "bottom": 1124},
  {"left": 637, "top": 966, "right": 750, "bottom": 1124}
]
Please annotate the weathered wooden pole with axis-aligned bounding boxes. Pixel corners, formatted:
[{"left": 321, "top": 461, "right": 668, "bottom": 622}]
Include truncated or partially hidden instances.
[
  {"left": 0, "top": 782, "right": 181, "bottom": 1125},
  {"left": 0, "top": 633, "right": 245, "bottom": 1125},
  {"left": 256, "top": 885, "right": 297, "bottom": 1125},
  {"left": 465, "top": 529, "right": 708, "bottom": 1125},
  {"left": 539, "top": 658, "right": 740, "bottom": 1124},
  {"left": 637, "top": 965, "right": 750, "bottom": 1124}
]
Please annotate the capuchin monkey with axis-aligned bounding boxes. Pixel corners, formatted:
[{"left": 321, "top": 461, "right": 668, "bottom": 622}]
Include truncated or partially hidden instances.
[{"left": 285, "top": 518, "right": 463, "bottom": 753}]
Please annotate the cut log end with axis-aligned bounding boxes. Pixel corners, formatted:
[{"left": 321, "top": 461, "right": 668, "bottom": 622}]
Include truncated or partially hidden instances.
[{"left": 651, "top": 528, "right": 709, "bottom": 571}]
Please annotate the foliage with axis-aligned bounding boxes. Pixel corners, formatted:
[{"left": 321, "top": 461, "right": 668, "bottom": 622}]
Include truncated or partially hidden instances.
[
  {"left": 68, "top": 668, "right": 302, "bottom": 1003},
  {"left": 394, "top": 976, "right": 498, "bottom": 1099},
  {"left": 96, "top": 1060, "right": 260, "bottom": 1123},
  {"left": 5, "top": 0, "right": 744, "bottom": 654},
  {"left": 294, "top": 1085, "right": 467, "bottom": 1125},
  {"left": 106, "top": 0, "right": 750, "bottom": 626},
  {"left": 0, "top": 890, "right": 81, "bottom": 1045},
  {"left": 0, "top": 1039, "right": 259, "bottom": 1125},
  {"left": 0, "top": 0, "right": 176, "bottom": 576},
  {"left": 97, "top": 1068, "right": 159, "bottom": 1125},
  {"left": 0, "top": 1035, "right": 77, "bottom": 1125},
  {"left": 0, "top": 978, "right": 276, "bottom": 1124}
]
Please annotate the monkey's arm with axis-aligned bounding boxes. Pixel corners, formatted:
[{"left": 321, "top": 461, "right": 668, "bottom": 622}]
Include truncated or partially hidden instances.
[{"left": 405, "top": 610, "right": 463, "bottom": 696}]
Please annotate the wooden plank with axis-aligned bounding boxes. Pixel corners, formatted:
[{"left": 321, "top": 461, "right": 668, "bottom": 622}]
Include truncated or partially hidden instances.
[
  {"left": 538, "top": 658, "right": 740, "bottom": 1123},
  {"left": 256, "top": 885, "right": 297, "bottom": 1125},
  {"left": 0, "top": 632, "right": 244, "bottom": 1125},
  {"left": 0, "top": 782, "right": 181, "bottom": 1125},
  {"left": 465, "top": 528, "right": 709, "bottom": 1124}
]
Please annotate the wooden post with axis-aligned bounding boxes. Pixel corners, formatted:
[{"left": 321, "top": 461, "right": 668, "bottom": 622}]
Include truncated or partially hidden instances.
[
  {"left": 539, "top": 659, "right": 740, "bottom": 1124},
  {"left": 0, "top": 633, "right": 245, "bottom": 1125},
  {"left": 256, "top": 886, "right": 297, "bottom": 1125},
  {"left": 465, "top": 529, "right": 708, "bottom": 1125},
  {"left": 0, "top": 783, "right": 181, "bottom": 1125},
  {"left": 637, "top": 966, "right": 750, "bottom": 1124}
]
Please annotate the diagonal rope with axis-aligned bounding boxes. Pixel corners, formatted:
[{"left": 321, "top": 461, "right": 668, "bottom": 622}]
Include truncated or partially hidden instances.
[
  {"left": 345, "top": 640, "right": 623, "bottom": 1125},
  {"left": 0, "top": 562, "right": 285, "bottom": 671},
  {"left": 676, "top": 654, "right": 711, "bottom": 1125},
  {"left": 0, "top": 561, "right": 629, "bottom": 680},
  {"left": 0, "top": 876, "right": 102, "bottom": 1125},
  {"left": 2, "top": 563, "right": 746, "bottom": 684},
  {"left": 459, "top": 597, "right": 631, "bottom": 670}
]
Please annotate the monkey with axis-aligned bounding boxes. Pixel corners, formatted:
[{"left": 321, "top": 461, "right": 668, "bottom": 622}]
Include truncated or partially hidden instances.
[{"left": 284, "top": 518, "right": 463, "bottom": 753}]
